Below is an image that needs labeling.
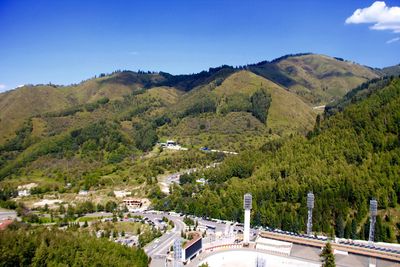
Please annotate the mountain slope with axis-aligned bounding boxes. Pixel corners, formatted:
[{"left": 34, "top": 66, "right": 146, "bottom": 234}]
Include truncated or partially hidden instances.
[
  {"left": 0, "top": 71, "right": 166, "bottom": 144},
  {"left": 159, "top": 71, "right": 316, "bottom": 150},
  {"left": 0, "top": 54, "right": 382, "bottom": 144},
  {"left": 157, "top": 77, "right": 400, "bottom": 242},
  {"left": 249, "top": 54, "right": 379, "bottom": 104}
]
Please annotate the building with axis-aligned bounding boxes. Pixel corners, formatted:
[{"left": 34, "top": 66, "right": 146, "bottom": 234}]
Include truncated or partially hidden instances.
[
  {"left": 17, "top": 182, "right": 38, "bottom": 197},
  {"left": 160, "top": 140, "right": 188, "bottom": 151},
  {"left": 243, "top": 193, "right": 252, "bottom": 244},
  {"left": 182, "top": 232, "right": 202, "bottom": 263},
  {"left": 123, "top": 198, "right": 142, "bottom": 211},
  {"left": 255, "top": 235, "right": 293, "bottom": 256},
  {"left": 114, "top": 190, "right": 132, "bottom": 198},
  {"left": 167, "top": 140, "right": 177, "bottom": 146},
  {"left": 78, "top": 190, "right": 88, "bottom": 196},
  {"left": 196, "top": 178, "right": 207, "bottom": 186}
]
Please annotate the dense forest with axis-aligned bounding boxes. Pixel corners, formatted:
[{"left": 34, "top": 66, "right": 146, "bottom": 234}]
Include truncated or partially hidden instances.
[
  {"left": 0, "top": 223, "right": 149, "bottom": 267},
  {"left": 154, "top": 78, "right": 400, "bottom": 243}
]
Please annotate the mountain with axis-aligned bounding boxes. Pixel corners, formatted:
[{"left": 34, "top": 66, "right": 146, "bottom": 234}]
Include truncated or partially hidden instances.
[
  {"left": 0, "top": 71, "right": 166, "bottom": 144},
  {"left": 248, "top": 53, "right": 380, "bottom": 104},
  {"left": 160, "top": 71, "right": 316, "bottom": 150},
  {"left": 0, "top": 68, "right": 314, "bottom": 182},
  {"left": 0, "top": 53, "right": 390, "bottom": 190},
  {"left": 0, "top": 53, "right": 382, "bottom": 146},
  {"left": 380, "top": 64, "right": 400, "bottom": 77},
  {"left": 157, "top": 77, "right": 400, "bottom": 243},
  {"left": 324, "top": 76, "right": 396, "bottom": 116}
]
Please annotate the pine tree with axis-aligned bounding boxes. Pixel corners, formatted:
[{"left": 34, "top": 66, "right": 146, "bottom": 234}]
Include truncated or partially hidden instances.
[{"left": 320, "top": 242, "right": 335, "bottom": 267}]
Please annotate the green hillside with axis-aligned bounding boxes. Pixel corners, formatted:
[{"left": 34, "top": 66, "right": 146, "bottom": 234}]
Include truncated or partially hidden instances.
[
  {"left": 160, "top": 71, "right": 315, "bottom": 150},
  {"left": 0, "top": 225, "right": 148, "bottom": 267},
  {"left": 0, "top": 54, "right": 381, "bottom": 146},
  {"left": 0, "top": 71, "right": 166, "bottom": 144},
  {"left": 249, "top": 54, "right": 379, "bottom": 104},
  {"left": 156, "top": 77, "right": 400, "bottom": 243},
  {"left": 0, "top": 70, "right": 313, "bottom": 186},
  {"left": 0, "top": 54, "right": 388, "bottom": 195}
]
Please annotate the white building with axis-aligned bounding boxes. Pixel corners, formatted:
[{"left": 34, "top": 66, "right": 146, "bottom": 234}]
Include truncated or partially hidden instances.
[
  {"left": 123, "top": 198, "right": 142, "bottom": 211},
  {"left": 17, "top": 183, "right": 38, "bottom": 197},
  {"left": 114, "top": 190, "right": 132, "bottom": 198},
  {"left": 255, "top": 235, "right": 293, "bottom": 256}
]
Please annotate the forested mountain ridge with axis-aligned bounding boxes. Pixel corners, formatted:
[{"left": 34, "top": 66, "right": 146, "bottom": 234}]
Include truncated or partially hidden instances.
[
  {"left": 155, "top": 77, "right": 400, "bottom": 243},
  {"left": 247, "top": 53, "right": 379, "bottom": 104},
  {"left": 0, "top": 53, "right": 394, "bottom": 197},
  {"left": 0, "top": 69, "right": 313, "bottom": 187},
  {"left": 0, "top": 53, "right": 383, "bottom": 145},
  {"left": 0, "top": 224, "right": 149, "bottom": 266}
]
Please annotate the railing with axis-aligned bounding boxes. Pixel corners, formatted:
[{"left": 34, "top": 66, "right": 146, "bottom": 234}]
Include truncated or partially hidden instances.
[{"left": 260, "top": 231, "right": 400, "bottom": 262}]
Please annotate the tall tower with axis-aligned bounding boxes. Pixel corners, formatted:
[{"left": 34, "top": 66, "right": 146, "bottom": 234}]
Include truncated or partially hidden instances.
[
  {"left": 173, "top": 238, "right": 182, "bottom": 267},
  {"left": 369, "top": 199, "right": 378, "bottom": 243},
  {"left": 243, "top": 193, "right": 252, "bottom": 244},
  {"left": 306, "top": 192, "right": 314, "bottom": 236}
]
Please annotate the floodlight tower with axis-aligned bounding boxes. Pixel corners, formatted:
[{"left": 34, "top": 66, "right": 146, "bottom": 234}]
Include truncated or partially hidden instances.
[
  {"left": 243, "top": 193, "right": 252, "bottom": 244},
  {"left": 369, "top": 199, "right": 378, "bottom": 243},
  {"left": 306, "top": 192, "right": 314, "bottom": 236},
  {"left": 173, "top": 238, "right": 182, "bottom": 267}
]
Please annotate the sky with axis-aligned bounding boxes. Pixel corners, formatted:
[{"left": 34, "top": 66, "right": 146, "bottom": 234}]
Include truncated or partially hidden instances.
[{"left": 0, "top": 0, "right": 399, "bottom": 92}]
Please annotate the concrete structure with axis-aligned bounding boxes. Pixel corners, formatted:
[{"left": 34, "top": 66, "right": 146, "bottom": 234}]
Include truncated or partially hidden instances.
[
  {"left": 369, "top": 199, "right": 378, "bottom": 243},
  {"left": 173, "top": 238, "right": 182, "bottom": 267},
  {"left": 159, "top": 140, "right": 188, "bottom": 151},
  {"left": 306, "top": 192, "right": 314, "bottom": 236},
  {"left": 369, "top": 199, "right": 378, "bottom": 267},
  {"left": 114, "top": 190, "right": 131, "bottom": 198},
  {"left": 255, "top": 236, "right": 293, "bottom": 256},
  {"left": 123, "top": 198, "right": 142, "bottom": 211},
  {"left": 243, "top": 193, "right": 252, "bottom": 244},
  {"left": 260, "top": 230, "right": 400, "bottom": 264},
  {"left": 78, "top": 190, "right": 88, "bottom": 196},
  {"left": 197, "top": 249, "right": 320, "bottom": 267},
  {"left": 181, "top": 232, "right": 202, "bottom": 263},
  {"left": 17, "top": 183, "right": 38, "bottom": 197}
]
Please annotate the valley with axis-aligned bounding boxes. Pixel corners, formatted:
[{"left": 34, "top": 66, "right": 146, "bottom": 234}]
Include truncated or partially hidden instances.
[{"left": 1, "top": 53, "right": 400, "bottom": 267}]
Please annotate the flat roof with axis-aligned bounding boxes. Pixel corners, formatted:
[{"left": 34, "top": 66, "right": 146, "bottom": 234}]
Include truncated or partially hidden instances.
[{"left": 183, "top": 232, "right": 202, "bottom": 249}]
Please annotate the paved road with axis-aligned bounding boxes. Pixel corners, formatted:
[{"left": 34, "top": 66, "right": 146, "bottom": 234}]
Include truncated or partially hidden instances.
[
  {"left": 130, "top": 212, "right": 187, "bottom": 267},
  {"left": 0, "top": 210, "right": 17, "bottom": 221}
]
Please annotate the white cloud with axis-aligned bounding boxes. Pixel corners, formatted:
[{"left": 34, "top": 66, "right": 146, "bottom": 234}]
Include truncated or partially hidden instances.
[
  {"left": 386, "top": 37, "right": 400, "bottom": 44},
  {"left": 0, "top": 84, "right": 6, "bottom": 90},
  {"left": 129, "top": 51, "right": 139, "bottom": 55},
  {"left": 346, "top": 1, "right": 400, "bottom": 33}
]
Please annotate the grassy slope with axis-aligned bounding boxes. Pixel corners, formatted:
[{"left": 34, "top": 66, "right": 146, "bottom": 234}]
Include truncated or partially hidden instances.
[
  {"left": 275, "top": 54, "right": 379, "bottom": 104},
  {"left": 0, "top": 86, "right": 72, "bottom": 142},
  {"left": 164, "top": 71, "right": 315, "bottom": 142},
  {"left": 0, "top": 72, "right": 166, "bottom": 144},
  {"left": 159, "top": 78, "right": 400, "bottom": 241},
  {"left": 0, "top": 55, "right": 380, "bottom": 144}
]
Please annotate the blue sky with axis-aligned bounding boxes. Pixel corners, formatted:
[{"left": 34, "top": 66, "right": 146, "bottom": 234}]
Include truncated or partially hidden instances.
[{"left": 0, "top": 0, "right": 399, "bottom": 92}]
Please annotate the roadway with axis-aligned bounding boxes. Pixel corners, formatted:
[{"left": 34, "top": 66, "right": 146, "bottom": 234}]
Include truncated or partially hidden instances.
[
  {"left": 130, "top": 212, "right": 186, "bottom": 267},
  {"left": 0, "top": 210, "right": 17, "bottom": 221}
]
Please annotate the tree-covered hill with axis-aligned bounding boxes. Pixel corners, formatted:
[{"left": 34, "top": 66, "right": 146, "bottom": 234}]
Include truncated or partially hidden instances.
[
  {"left": 0, "top": 53, "right": 383, "bottom": 145},
  {"left": 0, "top": 224, "right": 149, "bottom": 267},
  {"left": 248, "top": 54, "right": 379, "bottom": 104},
  {"left": 0, "top": 53, "right": 391, "bottom": 193},
  {"left": 159, "top": 70, "right": 316, "bottom": 150},
  {"left": 155, "top": 77, "right": 400, "bottom": 243}
]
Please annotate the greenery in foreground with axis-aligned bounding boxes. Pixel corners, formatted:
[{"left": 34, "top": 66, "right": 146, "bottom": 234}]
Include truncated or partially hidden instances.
[
  {"left": 154, "top": 78, "right": 400, "bottom": 242},
  {"left": 320, "top": 242, "right": 335, "bottom": 267},
  {"left": 0, "top": 223, "right": 148, "bottom": 267}
]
